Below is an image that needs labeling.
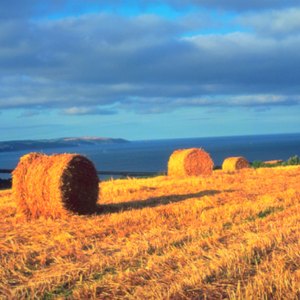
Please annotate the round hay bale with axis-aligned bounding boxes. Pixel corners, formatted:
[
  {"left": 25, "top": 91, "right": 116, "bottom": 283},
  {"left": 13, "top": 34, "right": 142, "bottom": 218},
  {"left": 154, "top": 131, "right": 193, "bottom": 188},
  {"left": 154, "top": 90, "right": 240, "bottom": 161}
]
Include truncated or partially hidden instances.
[
  {"left": 222, "top": 156, "right": 249, "bottom": 172},
  {"left": 264, "top": 159, "right": 283, "bottom": 165},
  {"left": 167, "top": 148, "right": 214, "bottom": 177},
  {"left": 12, "top": 152, "right": 99, "bottom": 218}
]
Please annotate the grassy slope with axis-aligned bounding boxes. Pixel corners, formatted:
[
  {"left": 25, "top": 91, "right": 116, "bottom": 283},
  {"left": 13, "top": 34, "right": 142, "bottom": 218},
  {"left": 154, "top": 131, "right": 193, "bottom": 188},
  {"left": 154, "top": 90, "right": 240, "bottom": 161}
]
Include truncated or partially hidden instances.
[{"left": 0, "top": 167, "right": 300, "bottom": 299}]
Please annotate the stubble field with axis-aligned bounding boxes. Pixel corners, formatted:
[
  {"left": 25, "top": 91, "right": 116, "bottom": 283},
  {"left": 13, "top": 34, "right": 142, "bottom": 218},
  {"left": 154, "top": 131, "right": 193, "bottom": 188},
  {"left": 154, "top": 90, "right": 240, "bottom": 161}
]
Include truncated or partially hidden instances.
[{"left": 0, "top": 166, "right": 300, "bottom": 299}]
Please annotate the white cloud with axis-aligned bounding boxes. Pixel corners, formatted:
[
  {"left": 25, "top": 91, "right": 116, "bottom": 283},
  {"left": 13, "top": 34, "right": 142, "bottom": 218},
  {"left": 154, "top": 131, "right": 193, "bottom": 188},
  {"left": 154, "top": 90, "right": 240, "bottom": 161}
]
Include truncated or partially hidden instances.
[
  {"left": 240, "top": 8, "right": 300, "bottom": 37},
  {"left": 63, "top": 106, "right": 117, "bottom": 115}
]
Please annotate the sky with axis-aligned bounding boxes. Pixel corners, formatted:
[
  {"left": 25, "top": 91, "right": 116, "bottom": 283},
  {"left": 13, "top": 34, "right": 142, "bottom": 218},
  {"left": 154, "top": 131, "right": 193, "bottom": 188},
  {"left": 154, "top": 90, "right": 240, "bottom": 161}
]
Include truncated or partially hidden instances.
[{"left": 0, "top": 0, "right": 300, "bottom": 141}]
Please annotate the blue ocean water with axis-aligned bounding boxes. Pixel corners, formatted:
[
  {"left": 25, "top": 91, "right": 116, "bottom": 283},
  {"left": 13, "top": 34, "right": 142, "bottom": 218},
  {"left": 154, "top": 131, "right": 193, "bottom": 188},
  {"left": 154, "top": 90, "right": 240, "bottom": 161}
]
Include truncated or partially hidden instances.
[{"left": 1, "top": 133, "right": 300, "bottom": 179}]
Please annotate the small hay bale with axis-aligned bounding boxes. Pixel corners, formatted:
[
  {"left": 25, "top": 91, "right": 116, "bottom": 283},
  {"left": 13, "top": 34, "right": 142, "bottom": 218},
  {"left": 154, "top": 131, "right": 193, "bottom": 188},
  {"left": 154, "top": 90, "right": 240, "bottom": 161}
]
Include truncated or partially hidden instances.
[
  {"left": 12, "top": 152, "right": 99, "bottom": 218},
  {"left": 222, "top": 156, "right": 249, "bottom": 172},
  {"left": 167, "top": 148, "right": 214, "bottom": 177},
  {"left": 264, "top": 159, "right": 283, "bottom": 165}
]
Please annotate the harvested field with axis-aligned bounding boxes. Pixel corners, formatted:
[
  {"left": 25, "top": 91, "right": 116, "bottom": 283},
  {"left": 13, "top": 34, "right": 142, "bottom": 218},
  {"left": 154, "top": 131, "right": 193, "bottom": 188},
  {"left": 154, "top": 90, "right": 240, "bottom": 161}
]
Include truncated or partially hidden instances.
[{"left": 0, "top": 166, "right": 300, "bottom": 299}]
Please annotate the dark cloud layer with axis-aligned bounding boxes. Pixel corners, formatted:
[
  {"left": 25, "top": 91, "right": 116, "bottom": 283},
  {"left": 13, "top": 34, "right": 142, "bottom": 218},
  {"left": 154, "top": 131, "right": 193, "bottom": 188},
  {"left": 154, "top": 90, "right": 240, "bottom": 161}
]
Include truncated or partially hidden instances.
[{"left": 0, "top": 2, "right": 300, "bottom": 114}]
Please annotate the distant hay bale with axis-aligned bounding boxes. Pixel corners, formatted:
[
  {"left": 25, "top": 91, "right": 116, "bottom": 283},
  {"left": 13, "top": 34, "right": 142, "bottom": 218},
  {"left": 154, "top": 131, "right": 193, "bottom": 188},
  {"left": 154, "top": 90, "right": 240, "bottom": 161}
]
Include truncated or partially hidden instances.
[
  {"left": 222, "top": 156, "right": 249, "bottom": 172},
  {"left": 168, "top": 148, "right": 214, "bottom": 177},
  {"left": 12, "top": 152, "right": 99, "bottom": 219},
  {"left": 264, "top": 159, "right": 283, "bottom": 165}
]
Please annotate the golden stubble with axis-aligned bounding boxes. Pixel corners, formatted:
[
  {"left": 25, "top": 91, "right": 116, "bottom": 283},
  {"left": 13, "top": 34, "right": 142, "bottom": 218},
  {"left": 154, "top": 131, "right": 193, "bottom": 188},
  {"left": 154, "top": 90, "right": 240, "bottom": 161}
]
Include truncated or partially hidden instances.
[{"left": 1, "top": 165, "right": 300, "bottom": 299}]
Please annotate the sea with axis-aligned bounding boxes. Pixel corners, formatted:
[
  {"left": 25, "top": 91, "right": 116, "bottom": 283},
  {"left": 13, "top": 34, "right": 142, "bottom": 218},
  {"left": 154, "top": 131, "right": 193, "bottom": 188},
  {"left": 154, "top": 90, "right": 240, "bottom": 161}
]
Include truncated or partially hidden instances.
[{"left": 1, "top": 133, "right": 300, "bottom": 180}]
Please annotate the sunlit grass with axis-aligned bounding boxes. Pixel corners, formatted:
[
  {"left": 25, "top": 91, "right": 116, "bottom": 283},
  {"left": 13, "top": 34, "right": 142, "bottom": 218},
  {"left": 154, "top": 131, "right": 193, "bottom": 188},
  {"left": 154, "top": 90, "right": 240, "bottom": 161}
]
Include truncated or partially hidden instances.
[{"left": 0, "top": 166, "right": 300, "bottom": 299}]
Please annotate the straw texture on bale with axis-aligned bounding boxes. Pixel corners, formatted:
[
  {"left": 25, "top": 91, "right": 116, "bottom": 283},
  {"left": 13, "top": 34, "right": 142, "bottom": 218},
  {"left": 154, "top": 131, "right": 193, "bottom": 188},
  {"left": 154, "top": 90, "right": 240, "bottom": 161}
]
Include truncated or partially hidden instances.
[
  {"left": 168, "top": 148, "right": 214, "bottom": 177},
  {"left": 12, "top": 153, "right": 99, "bottom": 218},
  {"left": 222, "top": 156, "right": 250, "bottom": 172}
]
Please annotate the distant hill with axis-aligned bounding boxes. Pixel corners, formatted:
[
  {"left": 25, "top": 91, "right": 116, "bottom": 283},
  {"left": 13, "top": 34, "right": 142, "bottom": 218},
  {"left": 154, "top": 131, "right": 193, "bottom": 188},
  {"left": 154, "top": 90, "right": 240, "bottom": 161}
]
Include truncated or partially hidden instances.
[{"left": 0, "top": 137, "right": 129, "bottom": 153}]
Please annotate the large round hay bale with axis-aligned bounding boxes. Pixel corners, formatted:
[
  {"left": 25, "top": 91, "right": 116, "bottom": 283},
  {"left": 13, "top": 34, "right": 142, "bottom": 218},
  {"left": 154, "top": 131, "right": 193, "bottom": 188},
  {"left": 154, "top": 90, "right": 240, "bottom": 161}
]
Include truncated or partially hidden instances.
[
  {"left": 222, "top": 156, "right": 249, "bottom": 172},
  {"left": 12, "top": 152, "right": 99, "bottom": 218},
  {"left": 167, "top": 148, "right": 214, "bottom": 177}
]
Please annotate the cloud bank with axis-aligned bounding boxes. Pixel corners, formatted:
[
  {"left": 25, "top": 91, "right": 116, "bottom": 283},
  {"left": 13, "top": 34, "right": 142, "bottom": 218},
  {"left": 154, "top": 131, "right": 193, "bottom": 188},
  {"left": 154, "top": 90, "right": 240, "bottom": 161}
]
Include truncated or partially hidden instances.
[{"left": 0, "top": 2, "right": 300, "bottom": 115}]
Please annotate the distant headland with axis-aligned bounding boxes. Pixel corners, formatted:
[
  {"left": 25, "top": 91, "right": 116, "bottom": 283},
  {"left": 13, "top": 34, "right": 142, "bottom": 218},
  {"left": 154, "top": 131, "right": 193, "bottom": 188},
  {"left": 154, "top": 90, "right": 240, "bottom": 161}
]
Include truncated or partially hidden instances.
[{"left": 0, "top": 137, "right": 129, "bottom": 153}]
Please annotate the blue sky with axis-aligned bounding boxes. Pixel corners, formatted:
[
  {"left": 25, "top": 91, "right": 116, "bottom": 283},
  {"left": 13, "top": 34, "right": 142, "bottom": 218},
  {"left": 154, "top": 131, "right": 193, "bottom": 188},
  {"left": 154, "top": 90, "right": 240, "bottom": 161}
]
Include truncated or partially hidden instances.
[{"left": 1, "top": 0, "right": 300, "bottom": 141}]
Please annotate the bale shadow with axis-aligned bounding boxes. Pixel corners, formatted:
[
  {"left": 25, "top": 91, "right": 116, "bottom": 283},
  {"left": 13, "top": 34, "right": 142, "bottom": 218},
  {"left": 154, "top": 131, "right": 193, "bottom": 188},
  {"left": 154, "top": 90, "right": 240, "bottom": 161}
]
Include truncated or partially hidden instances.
[
  {"left": 90, "top": 189, "right": 232, "bottom": 215},
  {"left": 0, "top": 178, "right": 12, "bottom": 190}
]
